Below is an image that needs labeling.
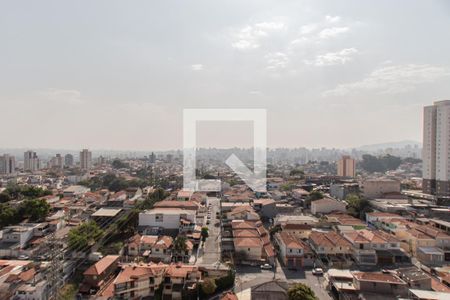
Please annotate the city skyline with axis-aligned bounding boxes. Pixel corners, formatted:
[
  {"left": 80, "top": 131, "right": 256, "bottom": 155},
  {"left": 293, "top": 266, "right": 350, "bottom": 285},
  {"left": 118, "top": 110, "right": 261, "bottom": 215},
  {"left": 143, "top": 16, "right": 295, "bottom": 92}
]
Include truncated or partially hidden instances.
[{"left": 1, "top": 1, "right": 450, "bottom": 150}]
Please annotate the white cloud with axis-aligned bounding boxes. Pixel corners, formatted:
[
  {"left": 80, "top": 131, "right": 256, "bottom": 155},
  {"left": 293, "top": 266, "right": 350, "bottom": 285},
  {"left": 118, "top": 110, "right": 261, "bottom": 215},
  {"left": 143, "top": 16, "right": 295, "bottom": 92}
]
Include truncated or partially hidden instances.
[
  {"left": 265, "top": 52, "right": 289, "bottom": 70},
  {"left": 300, "top": 24, "right": 318, "bottom": 35},
  {"left": 323, "top": 64, "right": 450, "bottom": 96},
  {"left": 40, "top": 88, "right": 84, "bottom": 104},
  {"left": 325, "top": 15, "right": 341, "bottom": 23},
  {"left": 191, "top": 64, "right": 204, "bottom": 71},
  {"left": 318, "top": 26, "right": 349, "bottom": 39},
  {"left": 231, "top": 21, "right": 286, "bottom": 50},
  {"left": 305, "top": 48, "right": 358, "bottom": 66}
]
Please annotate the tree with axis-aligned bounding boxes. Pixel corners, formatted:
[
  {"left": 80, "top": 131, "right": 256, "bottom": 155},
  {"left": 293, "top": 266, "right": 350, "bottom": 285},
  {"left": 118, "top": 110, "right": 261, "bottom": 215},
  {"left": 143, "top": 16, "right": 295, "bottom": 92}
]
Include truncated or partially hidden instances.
[
  {"left": 289, "top": 168, "right": 305, "bottom": 177},
  {"left": 201, "top": 278, "right": 217, "bottom": 295},
  {"left": 0, "top": 203, "right": 19, "bottom": 228},
  {"left": 0, "top": 193, "right": 11, "bottom": 203},
  {"left": 173, "top": 236, "right": 188, "bottom": 258},
  {"left": 20, "top": 199, "right": 51, "bottom": 222},
  {"left": 360, "top": 154, "right": 402, "bottom": 173},
  {"left": 68, "top": 221, "right": 103, "bottom": 251},
  {"left": 288, "top": 283, "right": 318, "bottom": 300},
  {"left": 304, "top": 190, "right": 324, "bottom": 207},
  {"left": 112, "top": 159, "right": 129, "bottom": 169},
  {"left": 346, "top": 194, "right": 372, "bottom": 220},
  {"left": 201, "top": 227, "right": 209, "bottom": 242}
]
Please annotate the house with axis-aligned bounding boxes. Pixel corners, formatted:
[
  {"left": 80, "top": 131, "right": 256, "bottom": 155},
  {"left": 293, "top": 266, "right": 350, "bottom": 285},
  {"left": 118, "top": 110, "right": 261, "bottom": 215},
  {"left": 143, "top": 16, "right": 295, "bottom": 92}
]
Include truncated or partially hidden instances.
[
  {"left": 127, "top": 234, "right": 193, "bottom": 263},
  {"left": 352, "top": 272, "right": 408, "bottom": 297},
  {"left": 253, "top": 198, "right": 277, "bottom": 219},
  {"left": 342, "top": 229, "right": 402, "bottom": 265},
  {"left": 149, "top": 236, "right": 174, "bottom": 263},
  {"left": 292, "top": 188, "right": 309, "bottom": 200},
  {"left": 409, "top": 289, "right": 450, "bottom": 300},
  {"left": 177, "top": 190, "right": 193, "bottom": 201},
  {"left": 250, "top": 280, "right": 289, "bottom": 300},
  {"left": 153, "top": 200, "right": 200, "bottom": 212},
  {"left": 309, "top": 231, "right": 353, "bottom": 256},
  {"left": 226, "top": 205, "right": 259, "bottom": 221},
  {"left": 82, "top": 255, "right": 120, "bottom": 292},
  {"left": 139, "top": 208, "right": 196, "bottom": 233},
  {"left": 107, "top": 191, "right": 127, "bottom": 207},
  {"left": 327, "top": 269, "right": 357, "bottom": 300},
  {"left": 325, "top": 213, "right": 366, "bottom": 228},
  {"left": 365, "top": 212, "right": 403, "bottom": 228},
  {"left": 113, "top": 263, "right": 167, "bottom": 299},
  {"left": 395, "top": 224, "right": 450, "bottom": 256},
  {"left": 311, "top": 198, "right": 346, "bottom": 215},
  {"left": 280, "top": 223, "right": 312, "bottom": 239},
  {"left": 416, "top": 247, "right": 445, "bottom": 267},
  {"left": 63, "top": 185, "right": 90, "bottom": 198},
  {"left": 91, "top": 208, "right": 122, "bottom": 225},
  {"left": 13, "top": 280, "right": 47, "bottom": 300},
  {"left": 231, "top": 220, "right": 275, "bottom": 265},
  {"left": 162, "top": 263, "right": 201, "bottom": 300},
  {"left": 396, "top": 267, "right": 431, "bottom": 290},
  {"left": 274, "top": 232, "right": 314, "bottom": 269}
]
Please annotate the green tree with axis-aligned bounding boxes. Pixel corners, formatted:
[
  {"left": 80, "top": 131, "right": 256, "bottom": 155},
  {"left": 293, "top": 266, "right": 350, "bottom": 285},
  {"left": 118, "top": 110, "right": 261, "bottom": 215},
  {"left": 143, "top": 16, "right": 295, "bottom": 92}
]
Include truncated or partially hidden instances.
[
  {"left": 201, "top": 227, "right": 209, "bottom": 242},
  {"left": 0, "top": 193, "right": 11, "bottom": 203},
  {"left": 58, "top": 284, "right": 77, "bottom": 300},
  {"left": 173, "top": 236, "right": 188, "bottom": 258},
  {"left": 304, "top": 190, "right": 323, "bottom": 208},
  {"left": 288, "top": 283, "right": 318, "bottom": 300},
  {"left": 20, "top": 186, "right": 52, "bottom": 198},
  {"left": 346, "top": 194, "right": 372, "bottom": 220},
  {"left": 112, "top": 159, "right": 129, "bottom": 169},
  {"left": 68, "top": 221, "right": 104, "bottom": 251},
  {"left": 20, "top": 199, "right": 51, "bottom": 222},
  {"left": 201, "top": 278, "right": 217, "bottom": 295},
  {"left": 0, "top": 203, "right": 19, "bottom": 228},
  {"left": 289, "top": 168, "right": 305, "bottom": 177}
]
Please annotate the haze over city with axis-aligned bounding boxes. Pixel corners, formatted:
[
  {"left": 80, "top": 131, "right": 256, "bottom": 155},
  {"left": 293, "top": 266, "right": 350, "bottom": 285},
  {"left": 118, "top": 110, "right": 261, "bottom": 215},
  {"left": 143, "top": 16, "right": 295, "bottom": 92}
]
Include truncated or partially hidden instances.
[{"left": 2, "top": 0, "right": 450, "bottom": 150}]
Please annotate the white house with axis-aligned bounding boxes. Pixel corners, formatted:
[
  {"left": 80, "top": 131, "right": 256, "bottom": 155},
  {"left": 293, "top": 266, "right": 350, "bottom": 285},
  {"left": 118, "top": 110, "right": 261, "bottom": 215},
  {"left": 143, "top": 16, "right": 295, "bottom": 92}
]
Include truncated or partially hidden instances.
[{"left": 139, "top": 208, "right": 196, "bottom": 230}]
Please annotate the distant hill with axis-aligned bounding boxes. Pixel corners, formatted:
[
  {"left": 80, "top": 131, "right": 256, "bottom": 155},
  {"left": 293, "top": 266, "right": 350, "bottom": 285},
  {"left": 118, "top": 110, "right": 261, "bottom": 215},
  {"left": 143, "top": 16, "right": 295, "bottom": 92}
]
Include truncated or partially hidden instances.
[{"left": 357, "top": 140, "right": 421, "bottom": 151}]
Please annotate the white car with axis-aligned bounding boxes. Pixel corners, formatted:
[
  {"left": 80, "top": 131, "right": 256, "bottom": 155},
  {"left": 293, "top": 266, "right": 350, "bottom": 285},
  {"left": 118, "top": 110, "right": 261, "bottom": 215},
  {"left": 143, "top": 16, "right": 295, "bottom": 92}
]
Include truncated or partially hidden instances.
[
  {"left": 312, "top": 268, "right": 323, "bottom": 275},
  {"left": 260, "top": 263, "right": 272, "bottom": 270}
]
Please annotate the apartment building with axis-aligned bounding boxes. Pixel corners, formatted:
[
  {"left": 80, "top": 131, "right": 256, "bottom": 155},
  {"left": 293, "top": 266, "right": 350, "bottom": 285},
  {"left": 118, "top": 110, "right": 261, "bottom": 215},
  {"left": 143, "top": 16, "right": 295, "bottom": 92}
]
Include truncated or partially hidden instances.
[
  {"left": 0, "top": 154, "right": 15, "bottom": 175},
  {"left": 80, "top": 148, "right": 92, "bottom": 170},
  {"left": 23, "top": 150, "right": 40, "bottom": 172},
  {"left": 337, "top": 155, "right": 356, "bottom": 177},
  {"left": 422, "top": 100, "right": 450, "bottom": 196}
]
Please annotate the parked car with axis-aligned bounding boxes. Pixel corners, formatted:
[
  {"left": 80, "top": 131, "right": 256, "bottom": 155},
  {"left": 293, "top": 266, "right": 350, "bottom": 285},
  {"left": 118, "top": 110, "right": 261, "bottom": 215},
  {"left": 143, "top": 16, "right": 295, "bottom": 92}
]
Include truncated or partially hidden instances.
[
  {"left": 260, "top": 263, "right": 272, "bottom": 270},
  {"left": 18, "top": 255, "right": 29, "bottom": 260},
  {"left": 312, "top": 268, "right": 323, "bottom": 276}
]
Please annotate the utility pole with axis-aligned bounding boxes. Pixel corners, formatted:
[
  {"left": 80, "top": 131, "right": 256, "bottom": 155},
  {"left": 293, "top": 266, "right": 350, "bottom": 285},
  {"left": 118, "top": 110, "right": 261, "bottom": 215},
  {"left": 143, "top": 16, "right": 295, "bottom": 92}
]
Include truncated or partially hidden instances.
[{"left": 46, "top": 232, "right": 64, "bottom": 300}]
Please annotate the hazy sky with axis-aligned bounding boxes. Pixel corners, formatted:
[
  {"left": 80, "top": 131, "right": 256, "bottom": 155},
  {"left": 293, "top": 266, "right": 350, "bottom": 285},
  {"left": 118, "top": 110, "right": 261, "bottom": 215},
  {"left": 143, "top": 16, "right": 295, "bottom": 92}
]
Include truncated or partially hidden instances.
[{"left": 1, "top": 0, "right": 450, "bottom": 151}]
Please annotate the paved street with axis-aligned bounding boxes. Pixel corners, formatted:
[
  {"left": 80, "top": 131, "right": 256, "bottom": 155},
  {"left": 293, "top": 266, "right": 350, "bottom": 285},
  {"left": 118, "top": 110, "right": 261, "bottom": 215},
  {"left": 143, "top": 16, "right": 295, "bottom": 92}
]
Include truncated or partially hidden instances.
[
  {"left": 234, "top": 258, "right": 332, "bottom": 300},
  {"left": 197, "top": 197, "right": 221, "bottom": 266}
]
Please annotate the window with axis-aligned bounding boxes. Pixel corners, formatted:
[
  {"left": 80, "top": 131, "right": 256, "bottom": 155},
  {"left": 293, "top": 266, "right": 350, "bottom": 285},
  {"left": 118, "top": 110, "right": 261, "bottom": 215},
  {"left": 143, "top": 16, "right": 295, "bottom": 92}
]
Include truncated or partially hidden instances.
[{"left": 155, "top": 214, "right": 164, "bottom": 222}]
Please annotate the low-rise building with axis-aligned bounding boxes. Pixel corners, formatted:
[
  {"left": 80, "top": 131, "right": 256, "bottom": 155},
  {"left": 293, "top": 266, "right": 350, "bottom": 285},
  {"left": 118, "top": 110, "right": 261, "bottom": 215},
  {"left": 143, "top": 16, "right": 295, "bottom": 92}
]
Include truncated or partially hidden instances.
[
  {"left": 82, "top": 255, "right": 120, "bottom": 293},
  {"left": 274, "top": 232, "right": 313, "bottom": 269},
  {"left": 311, "top": 198, "right": 346, "bottom": 215}
]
